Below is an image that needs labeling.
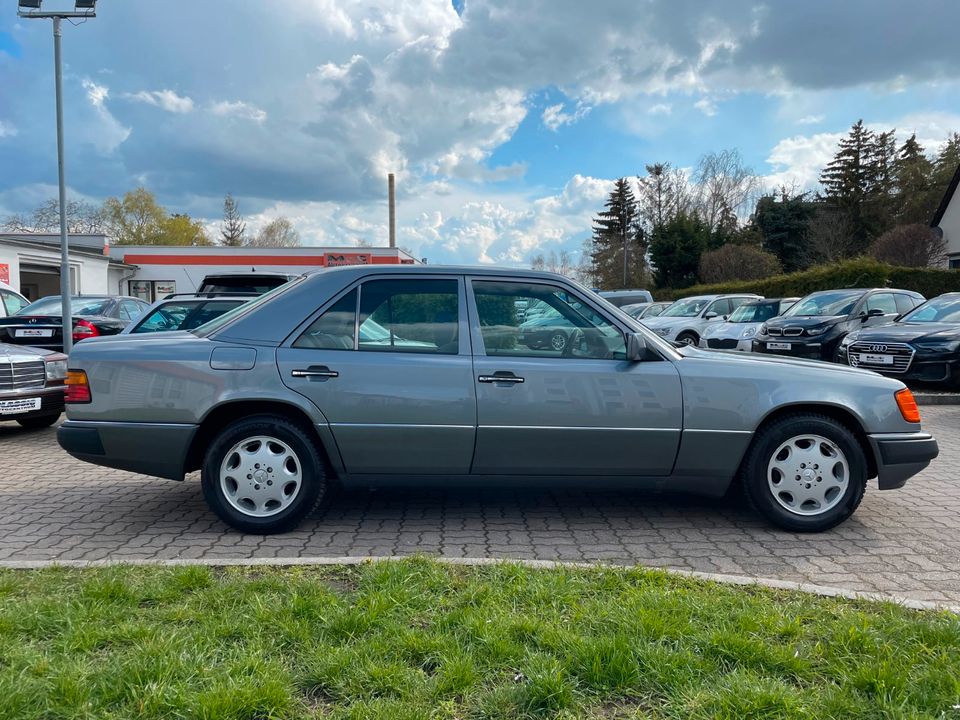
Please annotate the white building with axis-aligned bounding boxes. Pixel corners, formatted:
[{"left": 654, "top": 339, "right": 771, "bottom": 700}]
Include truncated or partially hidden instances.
[
  {"left": 0, "top": 234, "right": 419, "bottom": 303},
  {"left": 931, "top": 166, "right": 960, "bottom": 269}
]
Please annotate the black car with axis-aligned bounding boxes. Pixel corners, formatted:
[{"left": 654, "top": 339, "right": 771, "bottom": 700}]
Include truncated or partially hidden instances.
[
  {"left": 752, "top": 288, "right": 925, "bottom": 361},
  {"left": 0, "top": 295, "right": 151, "bottom": 352},
  {"left": 838, "top": 292, "right": 960, "bottom": 387}
]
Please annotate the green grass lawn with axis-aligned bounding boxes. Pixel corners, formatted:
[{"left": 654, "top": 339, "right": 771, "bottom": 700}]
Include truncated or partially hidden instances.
[{"left": 0, "top": 559, "right": 957, "bottom": 719}]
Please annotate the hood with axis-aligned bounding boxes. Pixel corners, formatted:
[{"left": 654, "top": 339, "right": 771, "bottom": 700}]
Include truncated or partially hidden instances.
[
  {"left": 850, "top": 322, "right": 960, "bottom": 344},
  {"left": 702, "top": 320, "right": 759, "bottom": 339},
  {"left": 0, "top": 342, "right": 55, "bottom": 362},
  {"left": 676, "top": 344, "right": 878, "bottom": 379},
  {"left": 763, "top": 315, "right": 844, "bottom": 329},
  {"left": 640, "top": 315, "right": 690, "bottom": 330}
]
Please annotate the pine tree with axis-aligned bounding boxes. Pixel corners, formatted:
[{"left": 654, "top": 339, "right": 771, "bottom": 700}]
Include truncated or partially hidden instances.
[
  {"left": 648, "top": 212, "right": 709, "bottom": 288},
  {"left": 931, "top": 133, "right": 960, "bottom": 215},
  {"left": 752, "top": 190, "right": 815, "bottom": 273},
  {"left": 894, "top": 134, "right": 935, "bottom": 225},
  {"left": 220, "top": 193, "right": 246, "bottom": 247},
  {"left": 589, "top": 178, "right": 646, "bottom": 289}
]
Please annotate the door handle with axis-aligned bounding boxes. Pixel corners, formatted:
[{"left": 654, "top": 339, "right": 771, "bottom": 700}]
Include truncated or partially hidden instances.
[
  {"left": 478, "top": 372, "right": 524, "bottom": 384},
  {"left": 291, "top": 366, "right": 339, "bottom": 379}
]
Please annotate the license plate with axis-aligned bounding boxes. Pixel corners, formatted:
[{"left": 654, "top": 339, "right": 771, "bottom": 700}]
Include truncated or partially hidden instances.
[
  {"left": 767, "top": 342, "right": 791, "bottom": 350},
  {"left": 0, "top": 397, "right": 41, "bottom": 415},
  {"left": 862, "top": 353, "right": 894, "bottom": 365},
  {"left": 14, "top": 328, "right": 53, "bottom": 338}
]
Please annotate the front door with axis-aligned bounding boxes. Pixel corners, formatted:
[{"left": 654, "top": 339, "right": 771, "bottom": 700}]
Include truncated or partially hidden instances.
[
  {"left": 468, "top": 278, "right": 683, "bottom": 476},
  {"left": 277, "top": 276, "right": 476, "bottom": 475}
]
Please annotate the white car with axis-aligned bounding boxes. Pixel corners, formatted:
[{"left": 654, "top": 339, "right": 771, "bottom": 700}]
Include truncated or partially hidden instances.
[
  {"left": 699, "top": 298, "right": 800, "bottom": 351},
  {"left": 640, "top": 293, "right": 761, "bottom": 346},
  {"left": 0, "top": 281, "right": 29, "bottom": 318}
]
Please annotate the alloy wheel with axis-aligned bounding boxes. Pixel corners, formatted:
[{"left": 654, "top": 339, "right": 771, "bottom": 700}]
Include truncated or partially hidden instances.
[
  {"left": 219, "top": 435, "right": 302, "bottom": 517},
  {"left": 767, "top": 434, "right": 849, "bottom": 516}
]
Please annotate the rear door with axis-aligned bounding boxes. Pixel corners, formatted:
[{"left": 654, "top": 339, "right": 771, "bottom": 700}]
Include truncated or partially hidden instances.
[
  {"left": 468, "top": 278, "right": 682, "bottom": 476},
  {"left": 277, "top": 275, "right": 477, "bottom": 475}
]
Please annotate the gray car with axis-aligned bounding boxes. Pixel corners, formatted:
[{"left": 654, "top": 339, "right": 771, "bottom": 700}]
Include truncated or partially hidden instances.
[
  {"left": 641, "top": 293, "right": 761, "bottom": 346},
  {"left": 58, "top": 266, "right": 938, "bottom": 534}
]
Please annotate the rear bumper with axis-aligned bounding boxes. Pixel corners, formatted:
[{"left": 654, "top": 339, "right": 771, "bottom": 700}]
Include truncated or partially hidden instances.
[
  {"left": 868, "top": 431, "right": 939, "bottom": 490},
  {"left": 57, "top": 419, "right": 197, "bottom": 481}
]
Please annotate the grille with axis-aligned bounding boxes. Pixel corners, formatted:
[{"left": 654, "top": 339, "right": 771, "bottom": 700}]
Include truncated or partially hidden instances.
[
  {"left": 707, "top": 338, "right": 739, "bottom": 349},
  {"left": 782, "top": 327, "right": 805, "bottom": 337},
  {"left": 0, "top": 360, "right": 46, "bottom": 390},
  {"left": 847, "top": 342, "right": 914, "bottom": 374},
  {"left": 766, "top": 327, "right": 783, "bottom": 336}
]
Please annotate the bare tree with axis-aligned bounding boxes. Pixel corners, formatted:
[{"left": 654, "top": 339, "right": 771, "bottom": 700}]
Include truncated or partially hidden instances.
[
  {"left": 3, "top": 198, "right": 106, "bottom": 234},
  {"left": 693, "top": 149, "right": 759, "bottom": 233},
  {"left": 249, "top": 217, "right": 300, "bottom": 247},
  {"left": 220, "top": 193, "right": 246, "bottom": 247},
  {"left": 637, "top": 162, "right": 690, "bottom": 235},
  {"left": 530, "top": 249, "right": 575, "bottom": 278},
  {"left": 698, "top": 244, "right": 782, "bottom": 284},
  {"left": 869, "top": 224, "right": 947, "bottom": 268},
  {"left": 806, "top": 208, "right": 860, "bottom": 264}
]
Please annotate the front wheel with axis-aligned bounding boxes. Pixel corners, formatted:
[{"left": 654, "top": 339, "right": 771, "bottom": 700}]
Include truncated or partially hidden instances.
[
  {"left": 201, "top": 415, "right": 328, "bottom": 533},
  {"left": 549, "top": 331, "right": 568, "bottom": 352},
  {"left": 676, "top": 332, "right": 699, "bottom": 347},
  {"left": 740, "top": 414, "right": 867, "bottom": 532}
]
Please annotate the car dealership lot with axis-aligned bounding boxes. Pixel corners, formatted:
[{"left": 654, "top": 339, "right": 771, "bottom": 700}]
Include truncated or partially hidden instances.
[{"left": 1, "top": 406, "right": 958, "bottom": 603}]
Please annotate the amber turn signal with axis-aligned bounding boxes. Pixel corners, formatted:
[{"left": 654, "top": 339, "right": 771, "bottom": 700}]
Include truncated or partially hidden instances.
[
  {"left": 65, "top": 369, "right": 91, "bottom": 404},
  {"left": 895, "top": 388, "right": 920, "bottom": 423}
]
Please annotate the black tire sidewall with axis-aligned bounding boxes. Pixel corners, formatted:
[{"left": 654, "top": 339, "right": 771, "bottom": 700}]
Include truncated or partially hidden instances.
[
  {"left": 743, "top": 416, "right": 867, "bottom": 532},
  {"left": 201, "top": 415, "right": 326, "bottom": 533},
  {"left": 677, "top": 332, "right": 698, "bottom": 346}
]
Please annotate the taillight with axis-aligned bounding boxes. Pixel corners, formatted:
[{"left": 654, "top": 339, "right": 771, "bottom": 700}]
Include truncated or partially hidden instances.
[
  {"left": 65, "top": 369, "right": 91, "bottom": 404},
  {"left": 895, "top": 388, "right": 921, "bottom": 423},
  {"left": 72, "top": 319, "right": 100, "bottom": 343}
]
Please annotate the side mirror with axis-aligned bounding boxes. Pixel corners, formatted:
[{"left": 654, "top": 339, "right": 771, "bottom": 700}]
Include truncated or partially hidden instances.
[
  {"left": 704, "top": 311, "right": 718, "bottom": 320},
  {"left": 626, "top": 332, "right": 648, "bottom": 362},
  {"left": 861, "top": 308, "right": 884, "bottom": 321}
]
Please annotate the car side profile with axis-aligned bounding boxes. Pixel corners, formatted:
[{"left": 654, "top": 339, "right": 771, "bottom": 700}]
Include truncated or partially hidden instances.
[
  {"left": 58, "top": 267, "right": 938, "bottom": 535},
  {"left": 640, "top": 293, "right": 761, "bottom": 346},
  {"left": 753, "top": 288, "right": 925, "bottom": 362}
]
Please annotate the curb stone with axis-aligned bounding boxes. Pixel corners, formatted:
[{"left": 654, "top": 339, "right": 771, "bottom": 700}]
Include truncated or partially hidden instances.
[
  {"left": 0, "top": 555, "right": 956, "bottom": 615},
  {"left": 913, "top": 392, "right": 960, "bottom": 406}
]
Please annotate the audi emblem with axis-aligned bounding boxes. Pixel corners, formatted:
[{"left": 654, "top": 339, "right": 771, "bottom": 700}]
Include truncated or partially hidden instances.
[{"left": 868, "top": 344, "right": 887, "bottom": 352}]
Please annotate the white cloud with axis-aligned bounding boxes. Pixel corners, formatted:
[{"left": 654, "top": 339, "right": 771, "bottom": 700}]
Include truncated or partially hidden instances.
[
  {"left": 0, "top": 120, "right": 16, "bottom": 138},
  {"left": 80, "top": 79, "right": 130, "bottom": 154},
  {"left": 126, "top": 89, "right": 195, "bottom": 113},
  {"left": 541, "top": 101, "right": 591, "bottom": 131},
  {"left": 210, "top": 100, "right": 267, "bottom": 123},
  {"left": 797, "top": 114, "right": 824, "bottom": 125},
  {"left": 647, "top": 103, "right": 672, "bottom": 115},
  {"left": 694, "top": 97, "right": 718, "bottom": 117}
]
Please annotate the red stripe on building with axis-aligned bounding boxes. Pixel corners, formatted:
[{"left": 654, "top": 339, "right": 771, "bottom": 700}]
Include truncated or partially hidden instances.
[{"left": 122, "top": 253, "right": 402, "bottom": 267}]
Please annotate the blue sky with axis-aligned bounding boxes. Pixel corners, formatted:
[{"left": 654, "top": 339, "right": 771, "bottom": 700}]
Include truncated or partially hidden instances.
[{"left": 2, "top": 0, "right": 960, "bottom": 265}]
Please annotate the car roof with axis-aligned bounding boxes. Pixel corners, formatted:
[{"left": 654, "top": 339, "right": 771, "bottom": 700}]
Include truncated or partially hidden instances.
[
  {"left": 202, "top": 272, "right": 294, "bottom": 279},
  {"left": 803, "top": 287, "right": 924, "bottom": 297}
]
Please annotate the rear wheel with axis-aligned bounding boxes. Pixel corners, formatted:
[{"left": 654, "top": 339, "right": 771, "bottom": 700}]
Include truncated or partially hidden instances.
[
  {"left": 16, "top": 414, "right": 60, "bottom": 430},
  {"left": 201, "top": 415, "right": 328, "bottom": 533},
  {"left": 740, "top": 414, "right": 867, "bottom": 532},
  {"left": 676, "top": 331, "right": 699, "bottom": 347}
]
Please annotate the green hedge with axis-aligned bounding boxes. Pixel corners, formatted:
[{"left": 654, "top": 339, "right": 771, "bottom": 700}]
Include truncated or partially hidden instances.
[{"left": 655, "top": 258, "right": 960, "bottom": 301}]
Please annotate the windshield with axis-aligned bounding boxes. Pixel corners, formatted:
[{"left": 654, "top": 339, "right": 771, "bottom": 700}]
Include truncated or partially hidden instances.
[
  {"left": 661, "top": 297, "right": 711, "bottom": 318},
  {"left": 783, "top": 290, "right": 862, "bottom": 318},
  {"left": 729, "top": 302, "right": 779, "bottom": 323},
  {"left": 192, "top": 276, "right": 305, "bottom": 337},
  {"left": 17, "top": 296, "right": 111, "bottom": 317},
  {"left": 900, "top": 294, "right": 960, "bottom": 324}
]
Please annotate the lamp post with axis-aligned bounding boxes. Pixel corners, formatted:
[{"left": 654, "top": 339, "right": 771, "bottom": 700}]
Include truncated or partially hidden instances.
[{"left": 17, "top": 0, "right": 97, "bottom": 354}]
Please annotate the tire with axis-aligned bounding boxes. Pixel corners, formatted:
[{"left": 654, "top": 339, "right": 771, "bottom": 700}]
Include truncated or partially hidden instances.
[
  {"left": 740, "top": 414, "right": 867, "bottom": 532},
  {"left": 676, "top": 331, "right": 699, "bottom": 347},
  {"left": 201, "top": 414, "right": 328, "bottom": 533},
  {"left": 16, "top": 413, "right": 60, "bottom": 430},
  {"left": 549, "top": 331, "right": 568, "bottom": 352}
]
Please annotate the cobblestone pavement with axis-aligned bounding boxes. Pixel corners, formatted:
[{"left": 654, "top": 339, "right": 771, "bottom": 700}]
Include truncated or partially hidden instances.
[{"left": 1, "top": 407, "right": 957, "bottom": 603}]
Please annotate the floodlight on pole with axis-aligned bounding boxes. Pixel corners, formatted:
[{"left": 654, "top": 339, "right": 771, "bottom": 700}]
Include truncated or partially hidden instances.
[{"left": 16, "top": 1, "right": 98, "bottom": 353}]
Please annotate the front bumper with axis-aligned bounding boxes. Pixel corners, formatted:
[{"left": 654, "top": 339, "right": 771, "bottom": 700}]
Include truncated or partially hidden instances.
[
  {"left": 57, "top": 419, "right": 197, "bottom": 481},
  {"left": 0, "top": 386, "right": 65, "bottom": 421},
  {"left": 838, "top": 347, "right": 960, "bottom": 386},
  {"left": 868, "top": 431, "right": 939, "bottom": 490},
  {"left": 752, "top": 338, "right": 828, "bottom": 360}
]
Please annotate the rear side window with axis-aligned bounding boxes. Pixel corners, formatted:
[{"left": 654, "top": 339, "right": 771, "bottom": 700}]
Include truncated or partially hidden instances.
[
  {"left": 1, "top": 291, "right": 28, "bottom": 316},
  {"left": 294, "top": 290, "right": 357, "bottom": 350},
  {"left": 132, "top": 301, "right": 203, "bottom": 333},
  {"left": 119, "top": 300, "right": 144, "bottom": 321},
  {"left": 182, "top": 301, "right": 247, "bottom": 330},
  {"left": 358, "top": 279, "right": 459, "bottom": 354}
]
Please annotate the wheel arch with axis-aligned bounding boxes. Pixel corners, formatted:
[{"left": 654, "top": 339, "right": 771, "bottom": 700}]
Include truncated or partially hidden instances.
[
  {"left": 745, "top": 403, "right": 878, "bottom": 480},
  {"left": 184, "top": 399, "right": 341, "bottom": 478}
]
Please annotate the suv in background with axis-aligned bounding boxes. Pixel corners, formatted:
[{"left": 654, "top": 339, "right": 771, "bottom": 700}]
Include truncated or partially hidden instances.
[
  {"left": 640, "top": 293, "right": 761, "bottom": 346},
  {"left": 197, "top": 272, "right": 296, "bottom": 296},
  {"left": 753, "top": 288, "right": 925, "bottom": 361},
  {"left": 598, "top": 289, "right": 654, "bottom": 307}
]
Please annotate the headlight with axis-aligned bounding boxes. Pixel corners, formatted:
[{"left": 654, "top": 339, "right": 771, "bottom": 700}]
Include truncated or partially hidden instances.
[
  {"left": 840, "top": 334, "right": 856, "bottom": 347},
  {"left": 916, "top": 340, "right": 960, "bottom": 353},
  {"left": 806, "top": 325, "right": 828, "bottom": 336},
  {"left": 45, "top": 359, "right": 68, "bottom": 382},
  {"left": 655, "top": 327, "right": 671, "bottom": 336},
  {"left": 741, "top": 326, "right": 757, "bottom": 339},
  {"left": 758, "top": 324, "right": 768, "bottom": 336}
]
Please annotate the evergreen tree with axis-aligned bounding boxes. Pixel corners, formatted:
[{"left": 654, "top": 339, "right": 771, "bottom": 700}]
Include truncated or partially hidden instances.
[
  {"left": 220, "top": 193, "right": 246, "bottom": 247},
  {"left": 589, "top": 178, "right": 646, "bottom": 289},
  {"left": 819, "top": 120, "right": 878, "bottom": 254},
  {"left": 752, "top": 190, "right": 816, "bottom": 272},
  {"left": 648, "top": 211, "right": 709, "bottom": 288},
  {"left": 894, "top": 134, "right": 935, "bottom": 225},
  {"left": 931, "top": 133, "right": 960, "bottom": 216}
]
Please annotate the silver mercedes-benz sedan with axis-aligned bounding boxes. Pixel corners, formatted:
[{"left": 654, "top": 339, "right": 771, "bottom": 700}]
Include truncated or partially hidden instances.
[{"left": 58, "top": 266, "right": 938, "bottom": 534}]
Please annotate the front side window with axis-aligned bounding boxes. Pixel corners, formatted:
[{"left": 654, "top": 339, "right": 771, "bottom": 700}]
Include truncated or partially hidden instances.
[
  {"left": 706, "top": 299, "right": 731, "bottom": 317},
  {"left": 866, "top": 293, "right": 898, "bottom": 315},
  {"left": 358, "top": 279, "right": 459, "bottom": 354},
  {"left": 472, "top": 280, "right": 626, "bottom": 360}
]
